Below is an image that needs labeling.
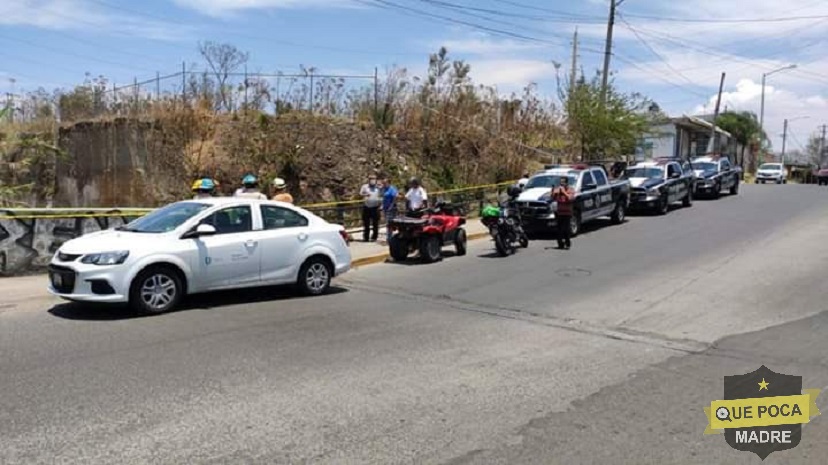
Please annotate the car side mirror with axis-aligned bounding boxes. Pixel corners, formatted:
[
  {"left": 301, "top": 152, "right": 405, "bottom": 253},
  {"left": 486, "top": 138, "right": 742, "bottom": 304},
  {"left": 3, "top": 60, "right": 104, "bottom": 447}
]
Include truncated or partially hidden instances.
[
  {"left": 182, "top": 223, "right": 217, "bottom": 239},
  {"left": 670, "top": 172, "right": 681, "bottom": 178}
]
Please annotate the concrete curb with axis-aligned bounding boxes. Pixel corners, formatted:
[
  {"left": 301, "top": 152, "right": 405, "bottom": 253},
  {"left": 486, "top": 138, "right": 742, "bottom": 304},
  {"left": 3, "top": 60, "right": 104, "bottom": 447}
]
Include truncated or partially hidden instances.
[{"left": 351, "top": 231, "right": 490, "bottom": 268}]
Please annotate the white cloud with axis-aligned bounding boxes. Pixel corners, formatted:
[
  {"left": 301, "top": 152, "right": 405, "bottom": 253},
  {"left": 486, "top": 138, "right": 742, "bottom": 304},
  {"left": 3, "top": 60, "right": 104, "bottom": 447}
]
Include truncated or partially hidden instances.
[
  {"left": 689, "top": 78, "right": 828, "bottom": 152},
  {"left": 172, "top": 0, "right": 360, "bottom": 17},
  {"left": 0, "top": 0, "right": 193, "bottom": 40}
]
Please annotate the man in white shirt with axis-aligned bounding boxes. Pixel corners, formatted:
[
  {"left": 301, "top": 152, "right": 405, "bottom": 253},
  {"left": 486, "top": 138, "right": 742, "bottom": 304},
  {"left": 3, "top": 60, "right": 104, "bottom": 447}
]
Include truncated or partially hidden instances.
[
  {"left": 360, "top": 174, "right": 382, "bottom": 241},
  {"left": 405, "top": 177, "right": 428, "bottom": 213}
]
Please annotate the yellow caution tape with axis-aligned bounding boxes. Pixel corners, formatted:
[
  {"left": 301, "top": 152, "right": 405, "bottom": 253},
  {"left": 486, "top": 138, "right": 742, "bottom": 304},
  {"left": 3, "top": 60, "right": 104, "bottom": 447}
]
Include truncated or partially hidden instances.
[{"left": 0, "top": 181, "right": 516, "bottom": 219}]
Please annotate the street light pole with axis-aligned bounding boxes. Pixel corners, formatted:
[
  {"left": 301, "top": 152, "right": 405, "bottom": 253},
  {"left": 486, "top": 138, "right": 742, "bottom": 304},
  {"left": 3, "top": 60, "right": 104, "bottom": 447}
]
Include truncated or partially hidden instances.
[
  {"left": 758, "top": 64, "right": 796, "bottom": 166},
  {"left": 781, "top": 118, "right": 788, "bottom": 165}
]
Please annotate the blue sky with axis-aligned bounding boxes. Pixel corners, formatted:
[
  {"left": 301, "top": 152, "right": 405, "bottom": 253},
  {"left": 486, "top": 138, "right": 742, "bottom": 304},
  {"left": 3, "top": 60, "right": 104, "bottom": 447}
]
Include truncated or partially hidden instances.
[{"left": 2, "top": 0, "right": 828, "bottom": 151}]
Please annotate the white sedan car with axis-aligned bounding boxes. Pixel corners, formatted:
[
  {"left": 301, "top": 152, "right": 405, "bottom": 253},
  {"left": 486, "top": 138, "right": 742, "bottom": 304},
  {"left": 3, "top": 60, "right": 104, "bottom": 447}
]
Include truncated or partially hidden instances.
[{"left": 47, "top": 197, "right": 352, "bottom": 314}]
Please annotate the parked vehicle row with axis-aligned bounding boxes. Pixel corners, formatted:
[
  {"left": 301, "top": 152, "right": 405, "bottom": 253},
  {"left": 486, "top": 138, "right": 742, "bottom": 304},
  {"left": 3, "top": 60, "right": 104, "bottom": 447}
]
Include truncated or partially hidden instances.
[{"left": 46, "top": 155, "right": 747, "bottom": 315}]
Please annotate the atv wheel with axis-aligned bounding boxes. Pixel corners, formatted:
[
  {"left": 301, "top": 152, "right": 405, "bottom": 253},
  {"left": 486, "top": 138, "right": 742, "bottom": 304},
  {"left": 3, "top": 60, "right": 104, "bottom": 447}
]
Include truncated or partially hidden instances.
[
  {"left": 388, "top": 235, "right": 409, "bottom": 262},
  {"left": 454, "top": 228, "right": 467, "bottom": 256},
  {"left": 420, "top": 235, "right": 442, "bottom": 263}
]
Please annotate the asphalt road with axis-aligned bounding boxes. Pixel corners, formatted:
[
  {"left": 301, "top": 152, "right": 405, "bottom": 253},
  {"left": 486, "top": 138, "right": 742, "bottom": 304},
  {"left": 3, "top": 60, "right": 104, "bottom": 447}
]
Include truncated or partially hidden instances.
[{"left": 2, "top": 183, "right": 828, "bottom": 464}]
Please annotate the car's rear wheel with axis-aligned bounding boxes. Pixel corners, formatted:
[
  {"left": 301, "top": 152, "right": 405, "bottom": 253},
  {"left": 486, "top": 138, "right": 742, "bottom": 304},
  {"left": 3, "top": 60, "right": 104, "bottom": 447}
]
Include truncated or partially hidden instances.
[
  {"left": 129, "top": 266, "right": 183, "bottom": 315},
  {"left": 298, "top": 257, "right": 332, "bottom": 296},
  {"left": 682, "top": 190, "right": 693, "bottom": 207},
  {"left": 570, "top": 213, "right": 581, "bottom": 237},
  {"left": 730, "top": 179, "right": 739, "bottom": 195},
  {"left": 610, "top": 200, "right": 626, "bottom": 224}
]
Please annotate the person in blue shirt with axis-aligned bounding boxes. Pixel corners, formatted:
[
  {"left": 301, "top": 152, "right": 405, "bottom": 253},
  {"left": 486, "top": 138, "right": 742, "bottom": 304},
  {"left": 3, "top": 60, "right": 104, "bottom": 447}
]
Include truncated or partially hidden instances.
[{"left": 380, "top": 175, "right": 399, "bottom": 241}]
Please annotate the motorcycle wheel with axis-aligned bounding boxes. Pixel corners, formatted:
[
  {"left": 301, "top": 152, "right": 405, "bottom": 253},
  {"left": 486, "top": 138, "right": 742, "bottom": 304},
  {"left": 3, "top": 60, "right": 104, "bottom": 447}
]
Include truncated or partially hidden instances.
[
  {"left": 518, "top": 232, "right": 529, "bottom": 248},
  {"left": 494, "top": 233, "right": 509, "bottom": 257}
]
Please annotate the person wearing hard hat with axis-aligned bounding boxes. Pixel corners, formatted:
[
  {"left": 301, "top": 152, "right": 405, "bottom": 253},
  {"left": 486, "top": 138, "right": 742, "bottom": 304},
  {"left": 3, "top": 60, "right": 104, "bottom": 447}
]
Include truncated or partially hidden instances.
[
  {"left": 271, "top": 177, "right": 293, "bottom": 203},
  {"left": 192, "top": 178, "right": 217, "bottom": 199},
  {"left": 234, "top": 174, "right": 267, "bottom": 200}
]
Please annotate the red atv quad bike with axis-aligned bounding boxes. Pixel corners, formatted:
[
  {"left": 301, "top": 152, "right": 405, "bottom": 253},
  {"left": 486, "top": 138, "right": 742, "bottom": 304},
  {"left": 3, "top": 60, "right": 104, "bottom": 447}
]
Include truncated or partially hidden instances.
[{"left": 387, "top": 201, "right": 467, "bottom": 263}]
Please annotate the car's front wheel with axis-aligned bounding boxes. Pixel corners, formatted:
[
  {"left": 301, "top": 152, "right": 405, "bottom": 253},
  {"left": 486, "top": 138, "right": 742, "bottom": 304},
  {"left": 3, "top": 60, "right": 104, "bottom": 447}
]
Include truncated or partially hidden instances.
[
  {"left": 298, "top": 257, "right": 332, "bottom": 296},
  {"left": 129, "top": 266, "right": 184, "bottom": 315}
]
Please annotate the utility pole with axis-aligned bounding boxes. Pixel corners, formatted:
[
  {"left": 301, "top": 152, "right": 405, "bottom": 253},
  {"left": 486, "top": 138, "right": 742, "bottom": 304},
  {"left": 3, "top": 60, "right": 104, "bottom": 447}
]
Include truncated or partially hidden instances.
[
  {"left": 569, "top": 27, "right": 579, "bottom": 96},
  {"left": 781, "top": 118, "right": 788, "bottom": 165},
  {"left": 601, "top": 0, "right": 623, "bottom": 102},
  {"left": 820, "top": 124, "right": 827, "bottom": 167},
  {"left": 708, "top": 72, "right": 726, "bottom": 155}
]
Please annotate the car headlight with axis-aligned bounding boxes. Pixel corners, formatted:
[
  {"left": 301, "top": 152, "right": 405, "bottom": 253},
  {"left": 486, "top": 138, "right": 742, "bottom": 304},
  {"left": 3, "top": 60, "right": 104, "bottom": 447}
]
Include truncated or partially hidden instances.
[
  {"left": 647, "top": 188, "right": 660, "bottom": 196},
  {"left": 539, "top": 192, "right": 552, "bottom": 202},
  {"left": 80, "top": 250, "right": 130, "bottom": 265}
]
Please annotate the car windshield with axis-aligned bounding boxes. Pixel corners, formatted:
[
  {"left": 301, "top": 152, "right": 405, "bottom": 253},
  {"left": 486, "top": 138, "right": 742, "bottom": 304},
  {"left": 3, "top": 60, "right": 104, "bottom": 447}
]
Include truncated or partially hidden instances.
[
  {"left": 692, "top": 162, "right": 718, "bottom": 172},
  {"left": 625, "top": 167, "right": 663, "bottom": 179},
  {"left": 760, "top": 164, "right": 781, "bottom": 170},
  {"left": 117, "top": 202, "right": 211, "bottom": 233},
  {"left": 524, "top": 175, "right": 578, "bottom": 189}
]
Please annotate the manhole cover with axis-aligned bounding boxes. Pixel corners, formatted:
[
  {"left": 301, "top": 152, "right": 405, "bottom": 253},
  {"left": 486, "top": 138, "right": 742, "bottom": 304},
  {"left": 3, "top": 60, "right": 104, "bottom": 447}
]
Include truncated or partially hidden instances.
[{"left": 555, "top": 268, "right": 592, "bottom": 277}]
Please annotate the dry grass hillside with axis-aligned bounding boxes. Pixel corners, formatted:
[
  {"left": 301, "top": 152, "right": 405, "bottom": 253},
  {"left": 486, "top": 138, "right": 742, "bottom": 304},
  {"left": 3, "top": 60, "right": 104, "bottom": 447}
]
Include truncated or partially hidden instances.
[{"left": 0, "top": 46, "right": 653, "bottom": 208}]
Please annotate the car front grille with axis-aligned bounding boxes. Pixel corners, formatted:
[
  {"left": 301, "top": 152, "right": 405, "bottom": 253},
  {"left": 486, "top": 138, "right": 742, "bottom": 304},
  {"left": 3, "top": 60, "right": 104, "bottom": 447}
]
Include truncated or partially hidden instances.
[
  {"left": 57, "top": 252, "right": 81, "bottom": 262},
  {"left": 48, "top": 264, "right": 77, "bottom": 293}
]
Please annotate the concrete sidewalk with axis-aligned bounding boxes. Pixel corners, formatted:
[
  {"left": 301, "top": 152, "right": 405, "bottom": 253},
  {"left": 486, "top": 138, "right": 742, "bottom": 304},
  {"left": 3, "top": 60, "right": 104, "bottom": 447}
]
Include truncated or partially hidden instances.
[{"left": 0, "top": 221, "right": 490, "bottom": 304}]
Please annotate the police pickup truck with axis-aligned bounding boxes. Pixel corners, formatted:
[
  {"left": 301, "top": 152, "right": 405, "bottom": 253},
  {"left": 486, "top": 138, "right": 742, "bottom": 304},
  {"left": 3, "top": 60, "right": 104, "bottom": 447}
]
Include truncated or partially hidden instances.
[
  {"left": 690, "top": 155, "right": 742, "bottom": 198},
  {"left": 515, "top": 164, "right": 630, "bottom": 236},
  {"left": 625, "top": 158, "right": 694, "bottom": 214}
]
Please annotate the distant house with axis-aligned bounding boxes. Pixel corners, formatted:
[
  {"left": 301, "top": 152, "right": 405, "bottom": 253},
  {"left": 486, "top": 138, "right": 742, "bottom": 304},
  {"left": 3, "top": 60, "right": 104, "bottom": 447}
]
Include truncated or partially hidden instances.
[{"left": 637, "top": 115, "right": 737, "bottom": 162}]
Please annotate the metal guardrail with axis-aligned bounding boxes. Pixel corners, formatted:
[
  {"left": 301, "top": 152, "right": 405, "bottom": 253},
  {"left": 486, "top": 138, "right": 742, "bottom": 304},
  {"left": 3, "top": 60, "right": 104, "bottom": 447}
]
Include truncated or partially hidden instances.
[{"left": 0, "top": 182, "right": 516, "bottom": 226}]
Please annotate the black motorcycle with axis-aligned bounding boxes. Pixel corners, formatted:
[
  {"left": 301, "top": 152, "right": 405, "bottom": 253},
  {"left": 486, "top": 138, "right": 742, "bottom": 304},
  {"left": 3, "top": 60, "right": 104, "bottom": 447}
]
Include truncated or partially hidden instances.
[{"left": 480, "top": 186, "right": 529, "bottom": 256}]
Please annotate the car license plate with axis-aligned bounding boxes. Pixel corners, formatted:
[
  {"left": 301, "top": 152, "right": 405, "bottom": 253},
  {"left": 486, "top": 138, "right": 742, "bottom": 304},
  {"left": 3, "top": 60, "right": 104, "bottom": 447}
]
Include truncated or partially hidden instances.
[{"left": 52, "top": 273, "right": 63, "bottom": 287}]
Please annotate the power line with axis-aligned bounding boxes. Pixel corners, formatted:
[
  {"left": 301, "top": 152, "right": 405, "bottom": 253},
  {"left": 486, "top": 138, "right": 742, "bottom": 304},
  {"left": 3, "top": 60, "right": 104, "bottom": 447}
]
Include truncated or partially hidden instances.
[
  {"left": 622, "top": 23, "right": 828, "bottom": 86},
  {"left": 413, "top": 0, "right": 604, "bottom": 25},
  {"left": 487, "top": 0, "right": 604, "bottom": 20},
  {"left": 616, "top": 15, "right": 701, "bottom": 89},
  {"left": 358, "top": 0, "right": 589, "bottom": 49},
  {"left": 0, "top": 33, "right": 156, "bottom": 74},
  {"left": 622, "top": 12, "right": 828, "bottom": 24},
  {"left": 410, "top": 0, "right": 585, "bottom": 42},
  {"left": 612, "top": 53, "right": 710, "bottom": 98}
]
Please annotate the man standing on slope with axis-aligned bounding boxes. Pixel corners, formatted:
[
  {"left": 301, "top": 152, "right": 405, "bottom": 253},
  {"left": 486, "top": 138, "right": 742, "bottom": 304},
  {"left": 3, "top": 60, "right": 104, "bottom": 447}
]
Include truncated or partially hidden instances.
[{"left": 360, "top": 174, "right": 381, "bottom": 242}]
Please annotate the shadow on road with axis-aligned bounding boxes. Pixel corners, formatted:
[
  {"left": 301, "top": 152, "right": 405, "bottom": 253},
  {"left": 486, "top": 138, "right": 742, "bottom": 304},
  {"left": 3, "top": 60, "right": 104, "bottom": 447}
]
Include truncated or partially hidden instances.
[
  {"left": 386, "top": 250, "right": 462, "bottom": 266},
  {"left": 47, "top": 286, "right": 349, "bottom": 320}
]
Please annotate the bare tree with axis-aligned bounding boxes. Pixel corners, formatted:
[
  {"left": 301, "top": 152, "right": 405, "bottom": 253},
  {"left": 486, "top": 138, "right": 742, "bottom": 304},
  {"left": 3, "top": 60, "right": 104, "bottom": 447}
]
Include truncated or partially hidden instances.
[{"left": 198, "top": 41, "right": 249, "bottom": 112}]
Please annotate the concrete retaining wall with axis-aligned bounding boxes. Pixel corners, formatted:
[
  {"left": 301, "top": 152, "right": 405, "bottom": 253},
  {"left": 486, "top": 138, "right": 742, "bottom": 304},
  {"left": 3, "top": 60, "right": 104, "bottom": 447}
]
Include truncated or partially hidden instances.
[{"left": 0, "top": 209, "right": 147, "bottom": 276}]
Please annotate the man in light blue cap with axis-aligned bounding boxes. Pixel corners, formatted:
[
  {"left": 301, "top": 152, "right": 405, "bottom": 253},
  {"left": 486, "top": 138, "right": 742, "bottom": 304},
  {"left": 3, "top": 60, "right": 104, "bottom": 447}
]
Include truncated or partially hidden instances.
[{"left": 234, "top": 173, "right": 267, "bottom": 200}]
